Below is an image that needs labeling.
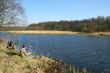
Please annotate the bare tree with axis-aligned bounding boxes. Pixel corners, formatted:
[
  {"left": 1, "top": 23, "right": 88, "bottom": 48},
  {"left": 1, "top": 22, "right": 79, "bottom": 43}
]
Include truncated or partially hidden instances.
[{"left": 0, "top": 0, "right": 25, "bottom": 27}]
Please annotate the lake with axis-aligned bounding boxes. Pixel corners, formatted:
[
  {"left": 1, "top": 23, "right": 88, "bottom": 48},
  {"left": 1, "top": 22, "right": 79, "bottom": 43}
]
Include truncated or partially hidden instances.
[{"left": 1, "top": 32, "right": 110, "bottom": 73}]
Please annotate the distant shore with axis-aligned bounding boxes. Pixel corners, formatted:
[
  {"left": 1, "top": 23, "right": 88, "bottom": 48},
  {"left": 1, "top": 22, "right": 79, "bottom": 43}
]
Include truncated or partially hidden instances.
[
  {"left": 1, "top": 30, "right": 110, "bottom": 35},
  {"left": 4, "top": 30, "right": 79, "bottom": 35}
]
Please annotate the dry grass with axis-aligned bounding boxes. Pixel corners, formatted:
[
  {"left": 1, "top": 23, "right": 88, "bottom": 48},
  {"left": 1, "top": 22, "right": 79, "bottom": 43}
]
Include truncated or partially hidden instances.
[
  {"left": 0, "top": 38, "right": 5, "bottom": 50},
  {"left": 5, "top": 30, "right": 79, "bottom": 35},
  {"left": 0, "top": 49, "right": 90, "bottom": 73},
  {"left": 2, "top": 31, "right": 110, "bottom": 35}
]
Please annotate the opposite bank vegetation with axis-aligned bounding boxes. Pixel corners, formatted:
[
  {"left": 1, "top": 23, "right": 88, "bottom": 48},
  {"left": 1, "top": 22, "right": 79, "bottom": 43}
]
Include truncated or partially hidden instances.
[
  {"left": 1, "top": 16, "right": 110, "bottom": 36},
  {"left": 29, "top": 16, "right": 110, "bottom": 33}
]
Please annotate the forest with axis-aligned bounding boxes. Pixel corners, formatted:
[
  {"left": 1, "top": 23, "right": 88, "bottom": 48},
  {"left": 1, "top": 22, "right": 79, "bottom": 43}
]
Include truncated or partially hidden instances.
[{"left": 29, "top": 16, "right": 110, "bottom": 32}]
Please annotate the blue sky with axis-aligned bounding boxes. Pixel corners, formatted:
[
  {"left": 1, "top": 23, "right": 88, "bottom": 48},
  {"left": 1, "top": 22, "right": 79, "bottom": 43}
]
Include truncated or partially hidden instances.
[{"left": 22, "top": 0, "right": 110, "bottom": 24}]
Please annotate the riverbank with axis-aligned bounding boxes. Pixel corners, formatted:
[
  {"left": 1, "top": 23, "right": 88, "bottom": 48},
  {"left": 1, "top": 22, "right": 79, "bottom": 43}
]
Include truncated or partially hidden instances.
[
  {"left": 0, "top": 49, "right": 74, "bottom": 73},
  {"left": 2, "top": 30, "right": 110, "bottom": 35},
  {"left": 3, "top": 30, "right": 79, "bottom": 35}
]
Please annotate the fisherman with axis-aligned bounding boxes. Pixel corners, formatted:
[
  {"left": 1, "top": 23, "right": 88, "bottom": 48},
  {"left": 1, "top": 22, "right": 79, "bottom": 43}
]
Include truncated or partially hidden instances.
[
  {"left": 20, "top": 45, "right": 31, "bottom": 57},
  {"left": 6, "top": 41, "right": 16, "bottom": 50}
]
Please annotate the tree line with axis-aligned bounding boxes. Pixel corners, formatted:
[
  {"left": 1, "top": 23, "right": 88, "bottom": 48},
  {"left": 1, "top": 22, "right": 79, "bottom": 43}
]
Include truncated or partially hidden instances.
[{"left": 29, "top": 16, "right": 110, "bottom": 32}]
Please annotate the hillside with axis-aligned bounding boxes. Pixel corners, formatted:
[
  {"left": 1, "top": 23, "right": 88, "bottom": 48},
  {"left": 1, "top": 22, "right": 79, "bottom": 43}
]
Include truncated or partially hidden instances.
[
  {"left": 29, "top": 16, "right": 110, "bottom": 32},
  {"left": 0, "top": 49, "right": 75, "bottom": 73}
]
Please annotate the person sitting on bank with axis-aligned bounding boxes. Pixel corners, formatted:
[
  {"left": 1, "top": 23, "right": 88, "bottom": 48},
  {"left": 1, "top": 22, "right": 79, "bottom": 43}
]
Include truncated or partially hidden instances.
[
  {"left": 6, "top": 41, "right": 16, "bottom": 50},
  {"left": 20, "top": 45, "right": 31, "bottom": 57}
]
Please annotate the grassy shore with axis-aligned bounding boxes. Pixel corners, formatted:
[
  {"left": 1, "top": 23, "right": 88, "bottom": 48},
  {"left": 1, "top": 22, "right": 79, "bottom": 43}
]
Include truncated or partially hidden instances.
[
  {"left": 0, "top": 48, "right": 90, "bottom": 73},
  {"left": 4, "top": 30, "right": 79, "bottom": 35},
  {"left": 2, "top": 30, "right": 110, "bottom": 35},
  {"left": 0, "top": 49, "right": 58, "bottom": 73}
]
